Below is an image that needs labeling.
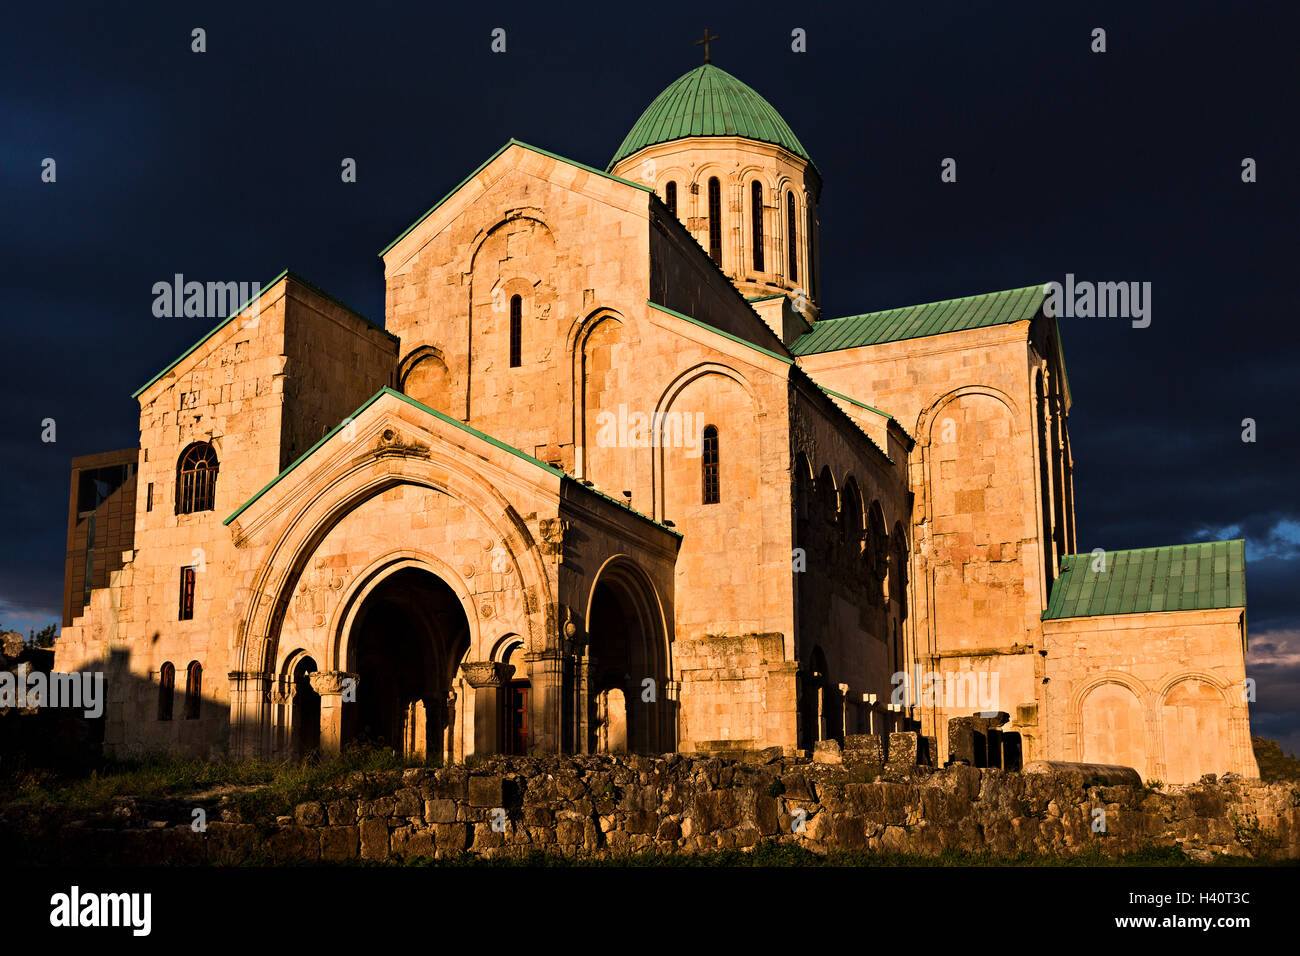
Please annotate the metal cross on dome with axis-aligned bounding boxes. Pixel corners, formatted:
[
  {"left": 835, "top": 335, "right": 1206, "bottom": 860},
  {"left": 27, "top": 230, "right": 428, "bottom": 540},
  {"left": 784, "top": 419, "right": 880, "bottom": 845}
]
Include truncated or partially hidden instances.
[{"left": 695, "top": 28, "right": 719, "bottom": 64}]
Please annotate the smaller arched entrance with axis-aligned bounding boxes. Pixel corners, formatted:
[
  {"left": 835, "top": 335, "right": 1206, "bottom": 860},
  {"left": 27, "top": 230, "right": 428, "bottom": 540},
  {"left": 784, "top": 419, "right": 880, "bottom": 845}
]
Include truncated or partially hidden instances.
[
  {"left": 342, "top": 566, "right": 471, "bottom": 759},
  {"left": 584, "top": 559, "right": 672, "bottom": 754},
  {"left": 500, "top": 638, "right": 530, "bottom": 756},
  {"left": 292, "top": 655, "right": 320, "bottom": 756}
]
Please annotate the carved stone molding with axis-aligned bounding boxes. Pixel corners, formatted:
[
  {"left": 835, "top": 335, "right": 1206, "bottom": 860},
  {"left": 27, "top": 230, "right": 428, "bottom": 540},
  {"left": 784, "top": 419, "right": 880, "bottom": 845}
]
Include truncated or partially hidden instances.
[
  {"left": 309, "top": 670, "right": 359, "bottom": 696},
  {"left": 461, "top": 660, "right": 515, "bottom": 688}
]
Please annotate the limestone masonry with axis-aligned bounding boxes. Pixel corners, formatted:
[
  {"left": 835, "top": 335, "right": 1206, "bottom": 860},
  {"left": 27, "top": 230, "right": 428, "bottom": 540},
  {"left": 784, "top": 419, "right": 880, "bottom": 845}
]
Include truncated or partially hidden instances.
[{"left": 56, "top": 63, "right": 1258, "bottom": 784}]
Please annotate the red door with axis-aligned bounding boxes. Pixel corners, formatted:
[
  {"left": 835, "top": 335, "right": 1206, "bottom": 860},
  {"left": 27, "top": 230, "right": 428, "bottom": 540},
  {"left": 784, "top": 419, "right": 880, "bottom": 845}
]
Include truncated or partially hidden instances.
[{"left": 505, "top": 680, "right": 529, "bottom": 755}]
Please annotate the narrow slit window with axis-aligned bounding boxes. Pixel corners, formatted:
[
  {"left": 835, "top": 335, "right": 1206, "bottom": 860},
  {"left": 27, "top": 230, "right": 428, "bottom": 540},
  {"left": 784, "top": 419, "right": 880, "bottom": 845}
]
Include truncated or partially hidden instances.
[
  {"left": 786, "top": 192, "right": 798, "bottom": 281},
  {"left": 664, "top": 181, "right": 677, "bottom": 216},
  {"left": 158, "top": 662, "right": 175, "bottom": 721},
  {"left": 707, "top": 177, "right": 722, "bottom": 265},
  {"left": 702, "top": 425, "right": 720, "bottom": 505},
  {"left": 807, "top": 201, "right": 817, "bottom": 300},
  {"left": 751, "top": 181, "right": 765, "bottom": 272},
  {"left": 509, "top": 295, "right": 522, "bottom": 368},
  {"left": 179, "top": 565, "right": 196, "bottom": 620}
]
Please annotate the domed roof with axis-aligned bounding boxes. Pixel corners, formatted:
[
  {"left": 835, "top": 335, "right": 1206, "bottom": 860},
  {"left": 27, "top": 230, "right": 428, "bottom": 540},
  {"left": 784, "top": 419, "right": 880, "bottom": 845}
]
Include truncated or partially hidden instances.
[{"left": 608, "top": 64, "right": 811, "bottom": 170}]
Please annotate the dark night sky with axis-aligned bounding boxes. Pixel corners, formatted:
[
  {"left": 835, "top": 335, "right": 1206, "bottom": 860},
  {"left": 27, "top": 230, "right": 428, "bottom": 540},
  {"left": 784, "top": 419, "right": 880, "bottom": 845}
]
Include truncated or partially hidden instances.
[{"left": 2, "top": 1, "right": 1296, "bottom": 750}]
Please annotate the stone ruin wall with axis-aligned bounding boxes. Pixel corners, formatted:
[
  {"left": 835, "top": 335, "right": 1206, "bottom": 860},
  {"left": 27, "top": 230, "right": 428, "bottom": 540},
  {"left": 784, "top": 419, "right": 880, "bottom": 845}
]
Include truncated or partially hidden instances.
[{"left": 6, "top": 740, "right": 1297, "bottom": 865}]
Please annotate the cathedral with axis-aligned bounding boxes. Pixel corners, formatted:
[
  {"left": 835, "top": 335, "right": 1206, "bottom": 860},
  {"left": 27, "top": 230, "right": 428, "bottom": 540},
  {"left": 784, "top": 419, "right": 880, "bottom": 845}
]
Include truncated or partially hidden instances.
[{"left": 56, "top": 61, "right": 1258, "bottom": 784}]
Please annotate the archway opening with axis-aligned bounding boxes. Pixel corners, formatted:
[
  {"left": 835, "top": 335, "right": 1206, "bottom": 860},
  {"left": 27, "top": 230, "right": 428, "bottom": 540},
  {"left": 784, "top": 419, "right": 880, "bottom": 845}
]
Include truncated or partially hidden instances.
[
  {"left": 345, "top": 567, "right": 470, "bottom": 759},
  {"left": 586, "top": 567, "right": 671, "bottom": 754},
  {"left": 501, "top": 640, "right": 530, "bottom": 756},
  {"left": 292, "top": 655, "right": 320, "bottom": 756}
]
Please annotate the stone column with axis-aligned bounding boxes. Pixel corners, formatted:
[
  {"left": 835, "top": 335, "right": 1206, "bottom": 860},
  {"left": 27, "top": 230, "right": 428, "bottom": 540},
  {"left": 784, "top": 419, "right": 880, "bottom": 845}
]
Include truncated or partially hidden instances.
[
  {"left": 228, "top": 670, "right": 271, "bottom": 759},
  {"left": 461, "top": 661, "right": 513, "bottom": 756},
  {"left": 526, "top": 651, "right": 564, "bottom": 755},
  {"left": 309, "top": 670, "right": 358, "bottom": 756}
]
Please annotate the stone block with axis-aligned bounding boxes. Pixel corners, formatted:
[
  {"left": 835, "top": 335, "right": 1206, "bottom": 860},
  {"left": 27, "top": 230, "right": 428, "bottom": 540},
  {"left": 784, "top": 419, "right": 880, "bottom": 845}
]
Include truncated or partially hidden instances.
[
  {"left": 320, "top": 826, "right": 359, "bottom": 862},
  {"left": 469, "top": 775, "right": 504, "bottom": 807},
  {"left": 813, "top": 738, "right": 842, "bottom": 764},
  {"left": 359, "top": 817, "right": 390, "bottom": 861},
  {"left": 887, "top": 731, "right": 918, "bottom": 769}
]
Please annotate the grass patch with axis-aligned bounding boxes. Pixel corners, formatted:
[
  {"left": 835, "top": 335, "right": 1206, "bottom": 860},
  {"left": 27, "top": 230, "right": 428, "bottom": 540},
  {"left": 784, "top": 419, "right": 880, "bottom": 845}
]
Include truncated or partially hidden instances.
[{"left": 0, "top": 744, "right": 426, "bottom": 817}]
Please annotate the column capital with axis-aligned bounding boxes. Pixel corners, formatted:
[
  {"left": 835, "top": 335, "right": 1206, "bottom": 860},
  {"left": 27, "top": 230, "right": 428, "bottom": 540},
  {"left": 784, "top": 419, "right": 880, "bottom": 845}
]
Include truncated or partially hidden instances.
[
  {"left": 309, "top": 670, "right": 359, "bottom": 696},
  {"left": 461, "top": 660, "right": 514, "bottom": 688}
]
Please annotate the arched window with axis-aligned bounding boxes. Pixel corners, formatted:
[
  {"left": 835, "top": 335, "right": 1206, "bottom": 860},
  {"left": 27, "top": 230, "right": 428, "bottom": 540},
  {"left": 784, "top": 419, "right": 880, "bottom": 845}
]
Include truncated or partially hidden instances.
[
  {"left": 158, "top": 662, "right": 175, "bottom": 721},
  {"left": 664, "top": 181, "right": 677, "bottom": 216},
  {"left": 806, "top": 199, "right": 817, "bottom": 300},
  {"left": 786, "top": 191, "right": 798, "bottom": 281},
  {"left": 702, "top": 425, "right": 720, "bottom": 504},
  {"left": 184, "top": 661, "right": 202, "bottom": 720},
  {"left": 176, "top": 442, "right": 218, "bottom": 514},
  {"left": 751, "top": 181, "right": 765, "bottom": 272},
  {"left": 509, "top": 294, "right": 522, "bottom": 368},
  {"left": 707, "top": 177, "right": 722, "bottom": 265}
]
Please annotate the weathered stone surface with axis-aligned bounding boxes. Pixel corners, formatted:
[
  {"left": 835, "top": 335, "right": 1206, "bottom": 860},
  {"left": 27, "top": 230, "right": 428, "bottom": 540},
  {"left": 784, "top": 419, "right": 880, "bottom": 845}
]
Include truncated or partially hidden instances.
[
  {"left": 468, "top": 775, "right": 504, "bottom": 808},
  {"left": 1023, "top": 761, "right": 1143, "bottom": 787},
  {"left": 359, "top": 817, "right": 390, "bottom": 860},
  {"left": 813, "top": 739, "right": 842, "bottom": 764}
]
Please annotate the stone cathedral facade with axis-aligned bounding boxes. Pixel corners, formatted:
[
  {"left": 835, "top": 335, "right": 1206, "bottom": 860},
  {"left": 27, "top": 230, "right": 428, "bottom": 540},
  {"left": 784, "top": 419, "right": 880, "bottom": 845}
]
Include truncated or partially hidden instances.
[{"left": 56, "top": 63, "right": 1258, "bottom": 784}]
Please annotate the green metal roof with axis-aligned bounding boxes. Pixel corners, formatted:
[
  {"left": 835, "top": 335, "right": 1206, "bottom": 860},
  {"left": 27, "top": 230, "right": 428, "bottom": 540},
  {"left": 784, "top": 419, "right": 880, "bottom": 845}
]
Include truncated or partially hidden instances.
[
  {"left": 791, "top": 284, "right": 1046, "bottom": 356},
  {"left": 1042, "top": 539, "right": 1246, "bottom": 620},
  {"left": 609, "top": 65, "right": 811, "bottom": 170},
  {"left": 224, "top": 387, "right": 680, "bottom": 538}
]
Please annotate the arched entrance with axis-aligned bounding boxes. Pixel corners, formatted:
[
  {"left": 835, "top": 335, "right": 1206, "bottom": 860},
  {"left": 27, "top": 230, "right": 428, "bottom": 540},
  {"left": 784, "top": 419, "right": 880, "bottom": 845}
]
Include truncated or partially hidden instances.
[
  {"left": 585, "top": 561, "right": 672, "bottom": 754},
  {"left": 343, "top": 567, "right": 470, "bottom": 758}
]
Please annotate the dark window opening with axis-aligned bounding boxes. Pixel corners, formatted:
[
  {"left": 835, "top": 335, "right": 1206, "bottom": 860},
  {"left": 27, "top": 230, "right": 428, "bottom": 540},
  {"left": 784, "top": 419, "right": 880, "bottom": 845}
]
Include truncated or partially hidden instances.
[
  {"left": 77, "top": 463, "right": 128, "bottom": 515},
  {"left": 807, "top": 202, "right": 817, "bottom": 300},
  {"left": 707, "top": 177, "right": 722, "bottom": 265},
  {"left": 751, "top": 181, "right": 765, "bottom": 272},
  {"left": 184, "top": 661, "right": 202, "bottom": 719},
  {"left": 146, "top": 482, "right": 153, "bottom": 512},
  {"left": 664, "top": 181, "right": 677, "bottom": 215},
  {"left": 702, "top": 425, "right": 720, "bottom": 505},
  {"left": 786, "top": 192, "right": 798, "bottom": 281},
  {"left": 179, "top": 565, "right": 196, "bottom": 620},
  {"left": 158, "top": 662, "right": 175, "bottom": 721},
  {"left": 509, "top": 295, "right": 522, "bottom": 368}
]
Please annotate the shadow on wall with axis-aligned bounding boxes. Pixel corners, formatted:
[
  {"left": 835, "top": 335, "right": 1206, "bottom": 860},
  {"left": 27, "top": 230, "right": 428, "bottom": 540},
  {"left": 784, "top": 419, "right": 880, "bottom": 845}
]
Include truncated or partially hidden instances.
[{"left": 0, "top": 646, "right": 230, "bottom": 773}]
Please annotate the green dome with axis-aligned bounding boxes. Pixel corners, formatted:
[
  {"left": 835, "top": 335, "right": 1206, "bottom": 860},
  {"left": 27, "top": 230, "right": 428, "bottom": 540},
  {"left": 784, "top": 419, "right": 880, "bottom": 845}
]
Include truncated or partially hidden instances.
[{"left": 609, "top": 64, "right": 811, "bottom": 170}]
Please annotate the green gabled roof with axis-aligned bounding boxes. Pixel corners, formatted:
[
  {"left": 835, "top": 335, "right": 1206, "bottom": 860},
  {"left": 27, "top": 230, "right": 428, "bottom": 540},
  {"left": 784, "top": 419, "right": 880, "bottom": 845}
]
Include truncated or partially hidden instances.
[
  {"left": 647, "top": 300, "right": 792, "bottom": 365},
  {"left": 132, "top": 270, "right": 393, "bottom": 400},
  {"left": 224, "top": 387, "right": 679, "bottom": 538},
  {"left": 791, "top": 284, "right": 1046, "bottom": 356},
  {"left": 380, "top": 139, "right": 652, "bottom": 258},
  {"left": 1042, "top": 539, "right": 1247, "bottom": 621},
  {"left": 609, "top": 64, "right": 811, "bottom": 170}
]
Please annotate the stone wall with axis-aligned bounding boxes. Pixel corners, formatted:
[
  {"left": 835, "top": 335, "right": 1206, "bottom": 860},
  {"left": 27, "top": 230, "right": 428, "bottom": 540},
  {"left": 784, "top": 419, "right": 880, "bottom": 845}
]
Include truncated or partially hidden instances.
[{"left": 6, "top": 754, "right": 1297, "bottom": 865}]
